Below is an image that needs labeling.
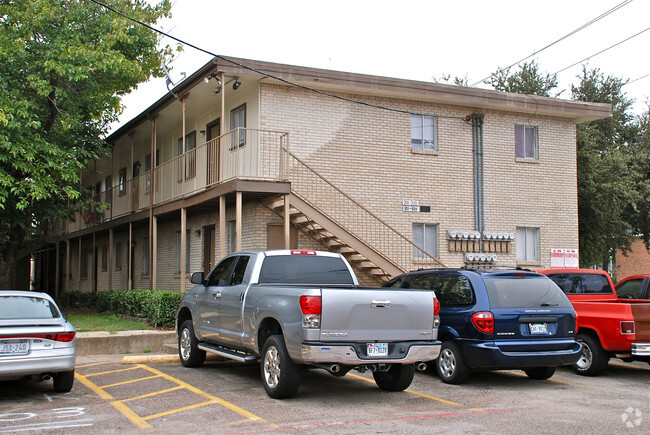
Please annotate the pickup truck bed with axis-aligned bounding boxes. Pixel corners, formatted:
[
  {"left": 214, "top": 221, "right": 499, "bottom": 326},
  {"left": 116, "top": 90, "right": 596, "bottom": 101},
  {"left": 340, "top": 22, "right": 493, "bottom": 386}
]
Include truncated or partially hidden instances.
[{"left": 177, "top": 250, "right": 441, "bottom": 398}]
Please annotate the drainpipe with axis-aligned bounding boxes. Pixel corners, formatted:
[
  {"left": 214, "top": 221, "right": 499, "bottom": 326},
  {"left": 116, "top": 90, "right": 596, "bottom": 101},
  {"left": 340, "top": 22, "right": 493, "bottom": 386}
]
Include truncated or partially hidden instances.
[{"left": 471, "top": 113, "right": 485, "bottom": 251}]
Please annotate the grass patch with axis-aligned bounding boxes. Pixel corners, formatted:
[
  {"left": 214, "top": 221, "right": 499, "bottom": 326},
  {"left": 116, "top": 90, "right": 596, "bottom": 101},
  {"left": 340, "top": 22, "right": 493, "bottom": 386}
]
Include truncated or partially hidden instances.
[{"left": 65, "top": 310, "right": 152, "bottom": 333}]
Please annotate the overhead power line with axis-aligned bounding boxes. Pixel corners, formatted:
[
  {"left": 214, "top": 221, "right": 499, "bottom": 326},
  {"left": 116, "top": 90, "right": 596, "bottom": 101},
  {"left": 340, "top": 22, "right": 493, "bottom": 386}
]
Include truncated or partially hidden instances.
[
  {"left": 470, "top": 0, "right": 634, "bottom": 86},
  {"left": 552, "top": 27, "right": 650, "bottom": 75},
  {"left": 87, "top": 0, "right": 465, "bottom": 120}
]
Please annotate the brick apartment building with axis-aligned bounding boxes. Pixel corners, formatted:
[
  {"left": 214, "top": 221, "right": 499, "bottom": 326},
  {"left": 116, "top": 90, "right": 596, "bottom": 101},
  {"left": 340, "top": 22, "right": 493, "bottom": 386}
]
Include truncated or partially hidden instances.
[{"left": 28, "top": 56, "right": 610, "bottom": 294}]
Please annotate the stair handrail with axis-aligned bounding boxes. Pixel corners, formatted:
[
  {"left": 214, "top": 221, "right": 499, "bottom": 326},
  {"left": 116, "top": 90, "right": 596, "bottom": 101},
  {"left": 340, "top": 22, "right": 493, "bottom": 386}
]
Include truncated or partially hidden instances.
[{"left": 284, "top": 148, "right": 445, "bottom": 269}]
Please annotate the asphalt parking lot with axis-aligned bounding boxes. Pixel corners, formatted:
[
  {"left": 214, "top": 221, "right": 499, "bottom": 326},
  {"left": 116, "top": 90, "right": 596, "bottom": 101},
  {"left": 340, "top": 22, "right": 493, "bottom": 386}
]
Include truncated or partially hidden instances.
[{"left": 0, "top": 356, "right": 648, "bottom": 434}]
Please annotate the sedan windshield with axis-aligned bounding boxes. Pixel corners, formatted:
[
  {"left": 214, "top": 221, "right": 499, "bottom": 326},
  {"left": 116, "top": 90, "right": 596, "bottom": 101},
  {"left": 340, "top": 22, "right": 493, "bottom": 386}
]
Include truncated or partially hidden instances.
[{"left": 0, "top": 296, "right": 61, "bottom": 319}]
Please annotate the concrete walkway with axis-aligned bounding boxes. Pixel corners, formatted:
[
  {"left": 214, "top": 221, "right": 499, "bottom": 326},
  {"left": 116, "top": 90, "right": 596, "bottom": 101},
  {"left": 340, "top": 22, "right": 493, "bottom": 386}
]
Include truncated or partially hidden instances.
[{"left": 75, "top": 330, "right": 179, "bottom": 365}]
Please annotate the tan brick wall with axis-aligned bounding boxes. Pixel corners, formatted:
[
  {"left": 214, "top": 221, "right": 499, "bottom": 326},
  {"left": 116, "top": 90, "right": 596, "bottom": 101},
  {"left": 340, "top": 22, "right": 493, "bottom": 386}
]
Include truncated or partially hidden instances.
[
  {"left": 615, "top": 237, "right": 650, "bottom": 281},
  {"left": 260, "top": 83, "right": 578, "bottom": 269}
]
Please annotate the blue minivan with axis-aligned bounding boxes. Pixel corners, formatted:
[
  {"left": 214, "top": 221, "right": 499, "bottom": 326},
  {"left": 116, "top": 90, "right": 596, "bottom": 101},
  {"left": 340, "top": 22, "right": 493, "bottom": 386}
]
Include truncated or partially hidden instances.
[{"left": 384, "top": 269, "right": 582, "bottom": 384}]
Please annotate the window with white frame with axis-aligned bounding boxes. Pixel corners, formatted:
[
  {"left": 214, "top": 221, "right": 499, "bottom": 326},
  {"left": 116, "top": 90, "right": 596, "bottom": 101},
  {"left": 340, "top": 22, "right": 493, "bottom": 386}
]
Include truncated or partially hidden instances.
[
  {"left": 411, "top": 114, "right": 437, "bottom": 151},
  {"left": 176, "top": 230, "right": 191, "bottom": 273},
  {"left": 229, "top": 220, "right": 237, "bottom": 254},
  {"left": 515, "top": 125, "right": 538, "bottom": 158},
  {"left": 516, "top": 227, "right": 540, "bottom": 262},
  {"left": 412, "top": 223, "right": 438, "bottom": 259},
  {"left": 143, "top": 238, "right": 149, "bottom": 276},
  {"left": 230, "top": 104, "right": 246, "bottom": 149}
]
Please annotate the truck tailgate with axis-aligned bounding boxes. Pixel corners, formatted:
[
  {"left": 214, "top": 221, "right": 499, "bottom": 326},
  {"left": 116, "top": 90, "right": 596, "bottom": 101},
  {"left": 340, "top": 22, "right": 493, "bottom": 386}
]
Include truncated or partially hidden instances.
[
  {"left": 631, "top": 303, "right": 650, "bottom": 342},
  {"left": 320, "top": 288, "right": 434, "bottom": 342}
]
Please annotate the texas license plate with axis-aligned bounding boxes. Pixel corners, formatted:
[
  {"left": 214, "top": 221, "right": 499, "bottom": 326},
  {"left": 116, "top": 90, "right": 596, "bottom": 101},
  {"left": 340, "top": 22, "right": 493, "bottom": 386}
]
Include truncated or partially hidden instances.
[
  {"left": 0, "top": 341, "right": 29, "bottom": 356},
  {"left": 367, "top": 342, "right": 388, "bottom": 357},
  {"left": 529, "top": 323, "right": 548, "bottom": 334}
]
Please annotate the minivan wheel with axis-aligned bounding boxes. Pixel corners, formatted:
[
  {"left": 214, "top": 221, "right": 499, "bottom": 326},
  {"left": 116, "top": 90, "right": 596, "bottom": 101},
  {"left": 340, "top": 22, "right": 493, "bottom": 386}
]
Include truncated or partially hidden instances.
[
  {"left": 574, "top": 333, "right": 609, "bottom": 376},
  {"left": 435, "top": 341, "right": 469, "bottom": 384},
  {"left": 524, "top": 366, "right": 555, "bottom": 380}
]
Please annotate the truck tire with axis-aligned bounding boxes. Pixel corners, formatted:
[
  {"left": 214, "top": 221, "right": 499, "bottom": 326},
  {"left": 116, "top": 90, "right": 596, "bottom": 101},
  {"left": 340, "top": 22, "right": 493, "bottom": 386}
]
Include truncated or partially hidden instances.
[
  {"left": 373, "top": 364, "right": 415, "bottom": 391},
  {"left": 436, "top": 341, "right": 469, "bottom": 384},
  {"left": 524, "top": 366, "right": 555, "bottom": 380},
  {"left": 261, "top": 335, "right": 301, "bottom": 399},
  {"left": 574, "top": 333, "right": 609, "bottom": 376},
  {"left": 53, "top": 369, "right": 75, "bottom": 393},
  {"left": 178, "top": 320, "right": 206, "bottom": 368}
]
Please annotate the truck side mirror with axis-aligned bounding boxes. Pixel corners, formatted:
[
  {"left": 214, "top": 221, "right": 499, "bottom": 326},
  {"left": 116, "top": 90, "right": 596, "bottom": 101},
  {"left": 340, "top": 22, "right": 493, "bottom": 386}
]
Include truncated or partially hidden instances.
[{"left": 190, "top": 272, "right": 205, "bottom": 285}]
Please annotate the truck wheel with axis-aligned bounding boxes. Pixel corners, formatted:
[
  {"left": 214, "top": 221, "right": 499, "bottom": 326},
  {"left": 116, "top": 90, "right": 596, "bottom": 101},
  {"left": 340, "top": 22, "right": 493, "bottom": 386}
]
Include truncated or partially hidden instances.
[
  {"left": 436, "top": 341, "right": 469, "bottom": 384},
  {"left": 178, "top": 320, "right": 206, "bottom": 368},
  {"left": 53, "top": 369, "right": 75, "bottom": 393},
  {"left": 524, "top": 366, "right": 555, "bottom": 380},
  {"left": 261, "top": 335, "right": 301, "bottom": 399},
  {"left": 574, "top": 333, "right": 609, "bottom": 376},
  {"left": 373, "top": 364, "right": 415, "bottom": 391}
]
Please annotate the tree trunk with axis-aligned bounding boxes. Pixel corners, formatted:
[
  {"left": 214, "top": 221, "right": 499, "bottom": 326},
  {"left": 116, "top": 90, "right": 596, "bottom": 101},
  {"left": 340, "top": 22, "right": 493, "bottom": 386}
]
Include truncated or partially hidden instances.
[{"left": 0, "top": 250, "right": 17, "bottom": 290}]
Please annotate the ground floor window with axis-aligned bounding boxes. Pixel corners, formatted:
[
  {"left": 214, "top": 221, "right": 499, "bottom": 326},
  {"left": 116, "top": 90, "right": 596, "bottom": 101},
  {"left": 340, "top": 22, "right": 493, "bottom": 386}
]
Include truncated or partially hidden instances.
[
  {"left": 516, "top": 227, "right": 540, "bottom": 262},
  {"left": 412, "top": 223, "right": 438, "bottom": 259}
]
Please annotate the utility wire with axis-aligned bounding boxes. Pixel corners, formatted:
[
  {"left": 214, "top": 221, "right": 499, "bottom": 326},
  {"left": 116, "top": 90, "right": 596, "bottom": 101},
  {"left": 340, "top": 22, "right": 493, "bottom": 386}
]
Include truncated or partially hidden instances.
[
  {"left": 87, "top": 0, "right": 465, "bottom": 120},
  {"left": 552, "top": 27, "right": 650, "bottom": 75},
  {"left": 625, "top": 72, "right": 650, "bottom": 85},
  {"left": 470, "top": 0, "right": 634, "bottom": 86}
]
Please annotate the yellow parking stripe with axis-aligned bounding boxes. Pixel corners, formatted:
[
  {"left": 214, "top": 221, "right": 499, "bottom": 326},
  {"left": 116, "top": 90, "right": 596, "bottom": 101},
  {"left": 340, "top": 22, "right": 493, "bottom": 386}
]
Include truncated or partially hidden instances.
[
  {"left": 345, "top": 372, "right": 471, "bottom": 408},
  {"left": 75, "top": 372, "right": 151, "bottom": 429},
  {"left": 143, "top": 400, "right": 220, "bottom": 421},
  {"left": 120, "top": 385, "right": 185, "bottom": 403},
  {"left": 82, "top": 366, "right": 142, "bottom": 377},
  {"left": 138, "top": 364, "right": 275, "bottom": 426},
  {"left": 102, "top": 374, "right": 161, "bottom": 388}
]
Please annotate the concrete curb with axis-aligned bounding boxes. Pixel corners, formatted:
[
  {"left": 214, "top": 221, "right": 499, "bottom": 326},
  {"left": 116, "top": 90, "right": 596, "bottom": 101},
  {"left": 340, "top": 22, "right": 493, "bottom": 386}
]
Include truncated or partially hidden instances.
[{"left": 75, "top": 330, "right": 176, "bottom": 356}]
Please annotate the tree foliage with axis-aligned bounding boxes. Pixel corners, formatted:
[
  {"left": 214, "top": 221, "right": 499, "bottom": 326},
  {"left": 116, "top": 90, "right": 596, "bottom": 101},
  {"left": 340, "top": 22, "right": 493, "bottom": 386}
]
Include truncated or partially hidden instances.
[
  {"left": 487, "top": 60, "right": 562, "bottom": 98},
  {"left": 487, "top": 61, "right": 648, "bottom": 269},
  {"left": 0, "top": 0, "right": 172, "bottom": 288}
]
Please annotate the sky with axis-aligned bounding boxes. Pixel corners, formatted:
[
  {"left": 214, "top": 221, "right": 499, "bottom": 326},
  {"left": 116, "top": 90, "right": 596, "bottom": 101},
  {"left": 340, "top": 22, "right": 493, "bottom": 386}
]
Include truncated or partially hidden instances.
[{"left": 112, "top": 0, "right": 650, "bottom": 132}]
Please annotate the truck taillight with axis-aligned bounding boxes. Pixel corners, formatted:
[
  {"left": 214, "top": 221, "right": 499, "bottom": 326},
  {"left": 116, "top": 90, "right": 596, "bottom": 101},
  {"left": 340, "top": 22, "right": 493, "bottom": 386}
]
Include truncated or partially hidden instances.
[
  {"left": 472, "top": 311, "right": 494, "bottom": 334},
  {"left": 300, "top": 295, "right": 321, "bottom": 328},
  {"left": 292, "top": 249, "right": 316, "bottom": 255},
  {"left": 621, "top": 321, "right": 635, "bottom": 335}
]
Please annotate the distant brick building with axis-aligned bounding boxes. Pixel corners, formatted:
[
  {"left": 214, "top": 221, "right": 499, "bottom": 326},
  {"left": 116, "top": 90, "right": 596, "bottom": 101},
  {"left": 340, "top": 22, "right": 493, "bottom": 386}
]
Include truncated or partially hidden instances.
[
  {"left": 28, "top": 57, "right": 610, "bottom": 294},
  {"left": 615, "top": 237, "right": 650, "bottom": 281}
]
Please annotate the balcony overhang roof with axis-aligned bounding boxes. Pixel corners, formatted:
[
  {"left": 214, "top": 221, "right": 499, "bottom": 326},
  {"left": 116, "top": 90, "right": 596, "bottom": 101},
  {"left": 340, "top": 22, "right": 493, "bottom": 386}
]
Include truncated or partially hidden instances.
[{"left": 108, "top": 56, "right": 611, "bottom": 142}]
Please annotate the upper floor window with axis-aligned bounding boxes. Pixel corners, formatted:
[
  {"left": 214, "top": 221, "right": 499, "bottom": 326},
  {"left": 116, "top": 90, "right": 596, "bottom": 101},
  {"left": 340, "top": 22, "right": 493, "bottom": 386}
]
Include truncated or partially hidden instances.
[
  {"left": 515, "top": 125, "right": 538, "bottom": 158},
  {"left": 411, "top": 114, "right": 437, "bottom": 151},
  {"left": 230, "top": 104, "right": 246, "bottom": 149},
  {"left": 413, "top": 223, "right": 438, "bottom": 259},
  {"left": 516, "top": 227, "right": 540, "bottom": 263},
  {"left": 118, "top": 167, "right": 126, "bottom": 196}
]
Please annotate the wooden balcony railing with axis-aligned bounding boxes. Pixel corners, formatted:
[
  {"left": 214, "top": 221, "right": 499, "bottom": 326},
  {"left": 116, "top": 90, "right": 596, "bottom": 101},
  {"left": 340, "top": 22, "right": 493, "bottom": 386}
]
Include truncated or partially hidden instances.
[{"left": 50, "top": 128, "right": 289, "bottom": 236}]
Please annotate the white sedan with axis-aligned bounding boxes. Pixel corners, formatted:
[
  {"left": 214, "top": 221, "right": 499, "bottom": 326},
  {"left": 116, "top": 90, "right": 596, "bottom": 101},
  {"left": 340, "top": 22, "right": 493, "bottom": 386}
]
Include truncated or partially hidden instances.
[{"left": 0, "top": 291, "right": 76, "bottom": 392}]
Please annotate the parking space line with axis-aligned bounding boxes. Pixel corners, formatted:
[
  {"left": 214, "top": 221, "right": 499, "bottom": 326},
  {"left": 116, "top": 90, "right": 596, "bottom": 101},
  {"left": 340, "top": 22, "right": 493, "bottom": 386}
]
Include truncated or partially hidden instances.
[
  {"left": 75, "top": 364, "right": 276, "bottom": 430},
  {"left": 345, "top": 373, "right": 473, "bottom": 408},
  {"left": 101, "top": 374, "right": 162, "bottom": 388}
]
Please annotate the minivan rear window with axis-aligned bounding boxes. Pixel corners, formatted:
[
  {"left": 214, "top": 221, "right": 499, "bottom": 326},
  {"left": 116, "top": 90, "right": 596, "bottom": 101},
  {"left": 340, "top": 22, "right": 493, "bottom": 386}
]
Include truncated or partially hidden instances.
[
  {"left": 259, "top": 255, "right": 354, "bottom": 284},
  {"left": 483, "top": 276, "right": 572, "bottom": 309}
]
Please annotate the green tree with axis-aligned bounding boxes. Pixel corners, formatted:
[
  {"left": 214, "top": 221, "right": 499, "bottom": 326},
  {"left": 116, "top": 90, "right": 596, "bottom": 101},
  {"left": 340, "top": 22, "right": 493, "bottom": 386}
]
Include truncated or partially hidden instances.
[
  {"left": 487, "top": 60, "right": 562, "bottom": 97},
  {"left": 0, "top": 0, "right": 172, "bottom": 289},
  {"left": 571, "top": 67, "right": 641, "bottom": 269}
]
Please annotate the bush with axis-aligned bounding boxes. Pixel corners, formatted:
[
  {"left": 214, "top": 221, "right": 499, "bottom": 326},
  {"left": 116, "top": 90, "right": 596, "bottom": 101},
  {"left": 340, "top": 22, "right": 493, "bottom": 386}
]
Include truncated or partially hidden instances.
[
  {"left": 95, "top": 289, "right": 182, "bottom": 328},
  {"left": 57, "top": 290, "right": 97, "bottom": 309}
]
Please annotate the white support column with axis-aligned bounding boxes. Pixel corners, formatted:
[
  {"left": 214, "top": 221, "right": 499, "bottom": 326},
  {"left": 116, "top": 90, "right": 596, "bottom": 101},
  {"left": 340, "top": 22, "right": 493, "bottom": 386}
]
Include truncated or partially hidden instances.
[
  {"left": 284, "top": 194, "right": 290, "bottom": 249},
  {"left": 236, "top": 191, "right": 242, "bottom": 252},
  {"left": 180, "top": 207, "right": 187, "bottom": 293}
]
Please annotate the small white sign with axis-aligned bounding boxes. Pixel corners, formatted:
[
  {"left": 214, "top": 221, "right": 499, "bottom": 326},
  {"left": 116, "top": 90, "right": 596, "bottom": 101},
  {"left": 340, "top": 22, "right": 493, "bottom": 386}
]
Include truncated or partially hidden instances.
[
  {"left": 550, "top": 248, "right": 579, "bottom": 268},
  {"left": 403, "top": 206, "right": 420, "bottom": 212},
  {"left": 550, "top": 249, "right": 565, "bottom": 268},
  {"left": 402, "top": 200, "right": 419, "bottom": 206}
]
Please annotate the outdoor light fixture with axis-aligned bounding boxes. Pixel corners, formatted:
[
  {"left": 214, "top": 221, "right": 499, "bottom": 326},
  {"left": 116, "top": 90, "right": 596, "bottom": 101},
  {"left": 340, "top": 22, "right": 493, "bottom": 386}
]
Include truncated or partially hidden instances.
[
  {"left": 232, "top": 77, "right": 241, "bottom": 90},
  {"left": 204, "top": 73, "right": 221, "bottom": 85}
]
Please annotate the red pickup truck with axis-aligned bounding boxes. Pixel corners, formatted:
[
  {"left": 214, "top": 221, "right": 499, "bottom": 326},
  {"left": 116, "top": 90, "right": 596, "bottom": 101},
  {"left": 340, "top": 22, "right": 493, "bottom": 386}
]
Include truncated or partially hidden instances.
[{"left": 537, "top": 268, "right": 650, "bottom": 375}]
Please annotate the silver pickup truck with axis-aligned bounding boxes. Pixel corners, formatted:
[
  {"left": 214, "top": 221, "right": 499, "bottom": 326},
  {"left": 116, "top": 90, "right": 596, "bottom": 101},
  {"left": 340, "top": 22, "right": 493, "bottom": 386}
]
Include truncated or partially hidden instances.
[{"left": 176, "top": 249, "right": 441, "bottom": 398}]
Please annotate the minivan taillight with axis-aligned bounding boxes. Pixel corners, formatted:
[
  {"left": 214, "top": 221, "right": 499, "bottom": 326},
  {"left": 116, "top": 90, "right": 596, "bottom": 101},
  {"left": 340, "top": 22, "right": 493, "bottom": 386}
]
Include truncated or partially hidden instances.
[
  {"left": 434, "top": 298, "right": 440, "bottom": 316},
  {"left": 472, "top": 311, "right": 494, "bottom": 334},
  {"left": 300, "top": 295, "right": 321, "bottom": 328}
]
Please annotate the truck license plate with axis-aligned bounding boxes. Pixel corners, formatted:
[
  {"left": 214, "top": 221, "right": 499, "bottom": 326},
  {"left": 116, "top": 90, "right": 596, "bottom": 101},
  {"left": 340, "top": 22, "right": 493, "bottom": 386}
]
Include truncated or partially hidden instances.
[
  {"left": 367, "top": 343, "right": 388, "bottom": 357},
  {"left": 529, "top": 323, "right": 548, "bottom": 334},
  {"left": 0, "top": 341, "right": 29, "bottom": 356}
]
